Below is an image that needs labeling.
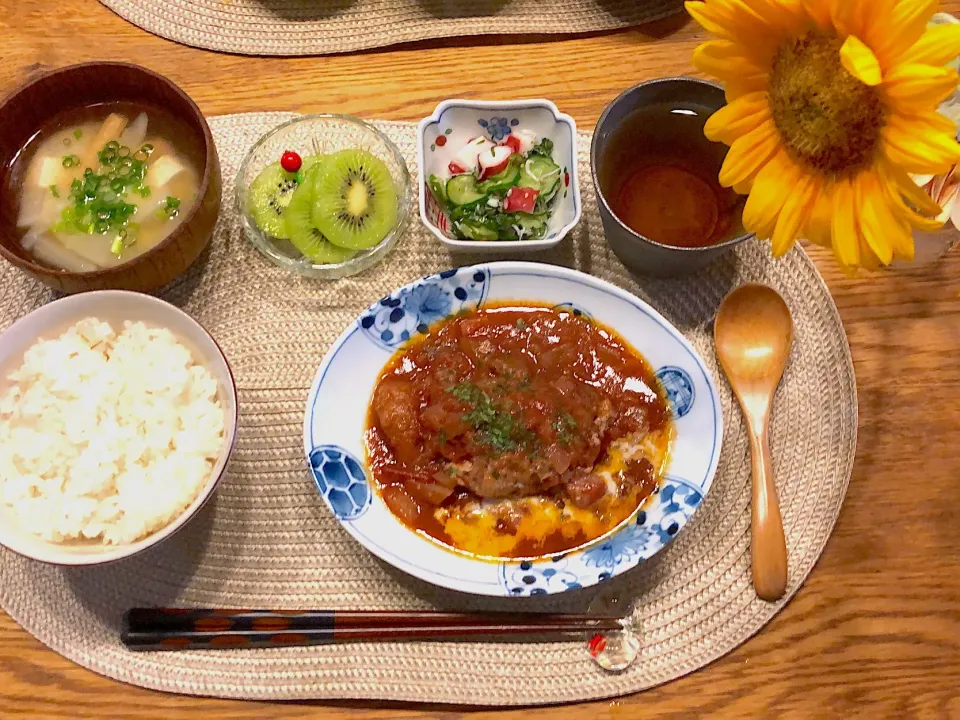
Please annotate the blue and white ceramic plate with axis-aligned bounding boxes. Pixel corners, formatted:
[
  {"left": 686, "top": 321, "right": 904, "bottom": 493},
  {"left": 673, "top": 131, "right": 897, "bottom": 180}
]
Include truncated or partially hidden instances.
[{"left": 304, "top": 262, "right": 723, "bottom": 597}]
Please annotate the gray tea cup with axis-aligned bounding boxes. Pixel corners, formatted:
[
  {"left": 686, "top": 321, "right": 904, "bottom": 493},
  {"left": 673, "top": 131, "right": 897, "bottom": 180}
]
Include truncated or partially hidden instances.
[{"left": 591, "top": 77, "right": 754, "bottom": 277}]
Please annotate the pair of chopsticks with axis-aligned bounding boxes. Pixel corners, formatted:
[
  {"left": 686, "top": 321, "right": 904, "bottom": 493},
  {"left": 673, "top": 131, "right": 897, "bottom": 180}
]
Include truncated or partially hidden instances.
[{"left": 122, "top": 608, "right": 624, "bottom": 651}]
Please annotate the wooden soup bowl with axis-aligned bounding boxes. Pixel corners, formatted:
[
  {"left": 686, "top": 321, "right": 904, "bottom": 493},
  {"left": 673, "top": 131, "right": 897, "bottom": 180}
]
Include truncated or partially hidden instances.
[{"left": 0, "top": 62, "right": 221, "bottom": 294}]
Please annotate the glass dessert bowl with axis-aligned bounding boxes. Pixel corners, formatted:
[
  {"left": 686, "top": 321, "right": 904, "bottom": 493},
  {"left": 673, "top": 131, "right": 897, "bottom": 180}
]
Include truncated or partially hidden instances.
[{"left": 236, "top": 114, "right": 412, "bottom": 280}]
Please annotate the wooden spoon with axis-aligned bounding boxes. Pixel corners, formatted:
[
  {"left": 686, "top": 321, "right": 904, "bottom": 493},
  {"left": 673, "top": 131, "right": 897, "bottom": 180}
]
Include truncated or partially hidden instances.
[{"left": 714, "top": 284, "right": 791, "bottom": 601}]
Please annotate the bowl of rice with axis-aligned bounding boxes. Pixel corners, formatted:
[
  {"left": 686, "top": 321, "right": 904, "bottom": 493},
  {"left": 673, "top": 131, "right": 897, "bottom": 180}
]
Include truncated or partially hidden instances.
[{"left": 0, "top": 290, "right": 238, "bottom": 565}]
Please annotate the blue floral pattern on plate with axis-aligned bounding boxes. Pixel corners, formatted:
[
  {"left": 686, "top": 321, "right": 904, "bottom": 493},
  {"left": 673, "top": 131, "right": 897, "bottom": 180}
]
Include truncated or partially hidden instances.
[
  {"left": 309, "top": 445, "right": 371, "bottom": 521},
  {"left": 498, "top": 477, "right": 703, "bottom": 595},
  {"left": 499, "top": 555, "right": 583, "bottom": 597},
  {"left": 477, "top": 116, "right": 519, "bottom": 141},
  {"left": 358, "top": 267, "right": 491, "bottom": 350},
  {"left": 656, "top": 366, "right": 696, "bottom": 418}
]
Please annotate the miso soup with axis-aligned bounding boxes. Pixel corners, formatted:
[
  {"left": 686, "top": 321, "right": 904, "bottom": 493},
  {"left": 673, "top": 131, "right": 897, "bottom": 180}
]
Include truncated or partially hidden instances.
[{"left": 10, "top": 102, "right": 203, "bottom": 272}]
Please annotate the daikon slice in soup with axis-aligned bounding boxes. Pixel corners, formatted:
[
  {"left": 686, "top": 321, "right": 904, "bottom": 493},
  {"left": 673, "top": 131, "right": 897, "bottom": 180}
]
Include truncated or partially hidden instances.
[{"left": 12, "top": 102, "right": 203, "bottom": 272}]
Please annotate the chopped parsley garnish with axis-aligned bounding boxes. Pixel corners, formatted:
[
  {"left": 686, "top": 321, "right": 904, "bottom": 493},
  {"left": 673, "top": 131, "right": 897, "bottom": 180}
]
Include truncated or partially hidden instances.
[
  {"left": 448, "top": 382, "right": 485, "bottom": 405},
  {"left": 554, "top": 412, "right": 578, "bottom": 445},
  {"left": 447, "top": 382, "right": 534, "bottom": 454}
]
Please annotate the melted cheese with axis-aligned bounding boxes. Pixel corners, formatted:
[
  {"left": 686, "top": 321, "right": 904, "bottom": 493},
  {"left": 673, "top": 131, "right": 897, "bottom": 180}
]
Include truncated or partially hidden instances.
[{"left": 434, "top": 425, "right": 674, "bottom": 559}]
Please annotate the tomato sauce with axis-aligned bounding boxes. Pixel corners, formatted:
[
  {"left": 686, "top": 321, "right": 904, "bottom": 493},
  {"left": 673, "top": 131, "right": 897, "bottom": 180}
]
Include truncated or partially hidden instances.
[{"left": 365, "top": 304, "right": 674, "bottom": 559}]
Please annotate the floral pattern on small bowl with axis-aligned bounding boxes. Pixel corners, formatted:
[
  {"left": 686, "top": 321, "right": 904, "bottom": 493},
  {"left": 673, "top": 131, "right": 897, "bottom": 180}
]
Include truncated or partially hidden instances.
[
  {"left": 478, "top": 116, "right": 520, "bottom": 141},
  {"left": 498, "top": 477, "right": 704, "bottom": 596},
  {"left": 358, "top": 266, "right": 491, "bottom": 350},
  {"left": 417, "top": 100, "right": 582, "bottom": 253}
]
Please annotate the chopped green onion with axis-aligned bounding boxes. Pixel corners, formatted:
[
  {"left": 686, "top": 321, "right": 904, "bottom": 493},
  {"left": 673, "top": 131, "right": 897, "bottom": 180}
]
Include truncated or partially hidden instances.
[
  {"left": 74, "top": 129, "right": 83, "bottom": 140},
  {"left": 140, "top": 143, "right": 154, "bottom": 156},
  {"left": 49, "top": 185, "right": 59, "bottom": 198},
  {"left": 61, "top": 154, "right": 80, "bottom": 168},
  {"left": 110, "top": 236, "right": 124, "bottom": 256},
  {"left": 56, "top": 139, "right": 151, "bottom": 240},
  {"left": 165, "top": 196, "right": 181, "bottom": 209}
]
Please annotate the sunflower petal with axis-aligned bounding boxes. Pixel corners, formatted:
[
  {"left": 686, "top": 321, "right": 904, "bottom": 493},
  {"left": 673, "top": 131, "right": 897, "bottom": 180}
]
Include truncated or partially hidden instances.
[
  {"left": 692, "top": 40, "right": 767, "bottom": 84},
  {"left": 704, "top": 91, "right": 771, "bottom": 144},
  {"left": 854, "top": 172, "right": 894, "bottom": 264},
  {"left": 873, "top": 0, "right": 939, "bottom": 67},
  {"left": 879, "top": 162, "right": 948, "bottom": 232},
  {"left": 684, "top": 1, "right": 779, "bottom": 60},
  {"left": 801, "top": 0, "right": 831, "bottom": 30},
  {"left": 840, "top": 35, "right": 883, "bottom": 86},
  {"left": 892, "top": 109, "right": 959, "bottom": 137},
  {"left": 891, "top": 223, "right": 916, "bottom": 262},
  {"left": 881, "top": 158, "right": 945, "bottom": 218},
  {"left": 881, "top": 121, "right": 960, "bottom": 174},
  {"left": 858, "top": 238, "right": 884, "bottom": 271},
  {"left": 746, "top": 0, "right": 808, "bottom": 35},
  {"left": 742, "top": 151, "right": 798, "bottom": 239},
  {"left": 802, "top": 185, "right": 834, "bottom": 247},
  {"left": 871, "top": 187, "right": 916, "bottom": 262},
  {"left": 866, "top": 187, "right": 915, "bottom": 261},
  {"left": 718, "top": 120, "right": 780, "bottom": 187},
  {"left": 826, "top": 0, "right": 854, "bottom": 36},
  {"left": 724, "top": 77, "right": 771, "bottom": 100},
  {"left": 882, "top": 63, "right": 959, "bottom": 107},
  {"left": 831, "top": 179, "right": 861, "bottom": 268},
  {"left": 684, "top": 1, "right": 728, "bottom": 37},
  {"left": 771, "top": 175, "right": 819, "bottom": 257},
  {"left": 897, "top": 23, "right": 960, "bottom": 67}
]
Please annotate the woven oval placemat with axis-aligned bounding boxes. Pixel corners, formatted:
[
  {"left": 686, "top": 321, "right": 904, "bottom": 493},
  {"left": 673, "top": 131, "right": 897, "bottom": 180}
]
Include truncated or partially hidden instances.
[
  {"left": 99, "top": 0, "right": 685, "bottom": 56},
  {"left": 0, "top": 113, "right": 856, "bottom": 705}
]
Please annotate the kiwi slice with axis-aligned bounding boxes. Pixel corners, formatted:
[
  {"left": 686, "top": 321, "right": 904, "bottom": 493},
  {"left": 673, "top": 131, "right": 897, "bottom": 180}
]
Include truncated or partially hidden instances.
[
  {"left": 311, "top": 149, "right": 397, "bottom": 250},
  {"left": 283, "top": 166, "right": 358, "bottom": 265},
  {"left": 248, "top": 155, "right": 323, "bottom": 239}
]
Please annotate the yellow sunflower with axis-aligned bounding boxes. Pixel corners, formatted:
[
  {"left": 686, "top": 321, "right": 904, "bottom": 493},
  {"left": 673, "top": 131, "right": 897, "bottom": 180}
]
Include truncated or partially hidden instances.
[{"left": 685, "top": 0, "right": 960, "bottom": 270}]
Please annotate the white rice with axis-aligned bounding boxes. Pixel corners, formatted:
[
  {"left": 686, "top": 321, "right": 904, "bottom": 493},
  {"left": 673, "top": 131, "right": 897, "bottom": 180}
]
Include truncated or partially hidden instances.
[{"left": 0, "top": 317, "right": 225, "bottom": 545}]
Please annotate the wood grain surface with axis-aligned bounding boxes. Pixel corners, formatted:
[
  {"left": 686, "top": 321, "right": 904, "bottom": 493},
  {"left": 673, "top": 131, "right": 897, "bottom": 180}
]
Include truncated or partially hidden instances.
[{"left": 2, "top": 2, "right": 960, "bottom": 718}]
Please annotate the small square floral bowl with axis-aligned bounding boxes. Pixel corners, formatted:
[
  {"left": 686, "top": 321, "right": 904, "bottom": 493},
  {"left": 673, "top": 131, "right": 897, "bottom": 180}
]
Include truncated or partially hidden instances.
[{"left": 416, "top": 99, "right": 581, "bottom": 252}]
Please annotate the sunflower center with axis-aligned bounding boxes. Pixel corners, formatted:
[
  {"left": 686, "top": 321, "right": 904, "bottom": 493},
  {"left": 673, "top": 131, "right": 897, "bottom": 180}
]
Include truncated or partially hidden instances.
[{"left": 769, "top": 30, "right": 885, "bottom": 176}]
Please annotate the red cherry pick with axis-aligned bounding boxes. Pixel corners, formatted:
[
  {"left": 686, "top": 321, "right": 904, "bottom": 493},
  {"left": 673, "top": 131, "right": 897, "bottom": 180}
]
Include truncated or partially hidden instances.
[{"left": 281, "top": 151, "right": 302, "bottom": 173}]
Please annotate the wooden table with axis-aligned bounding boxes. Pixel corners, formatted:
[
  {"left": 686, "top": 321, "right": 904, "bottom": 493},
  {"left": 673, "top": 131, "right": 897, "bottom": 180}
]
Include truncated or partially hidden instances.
[{"left": 2, "top": 2, "right": 960, "bottom": 717}]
